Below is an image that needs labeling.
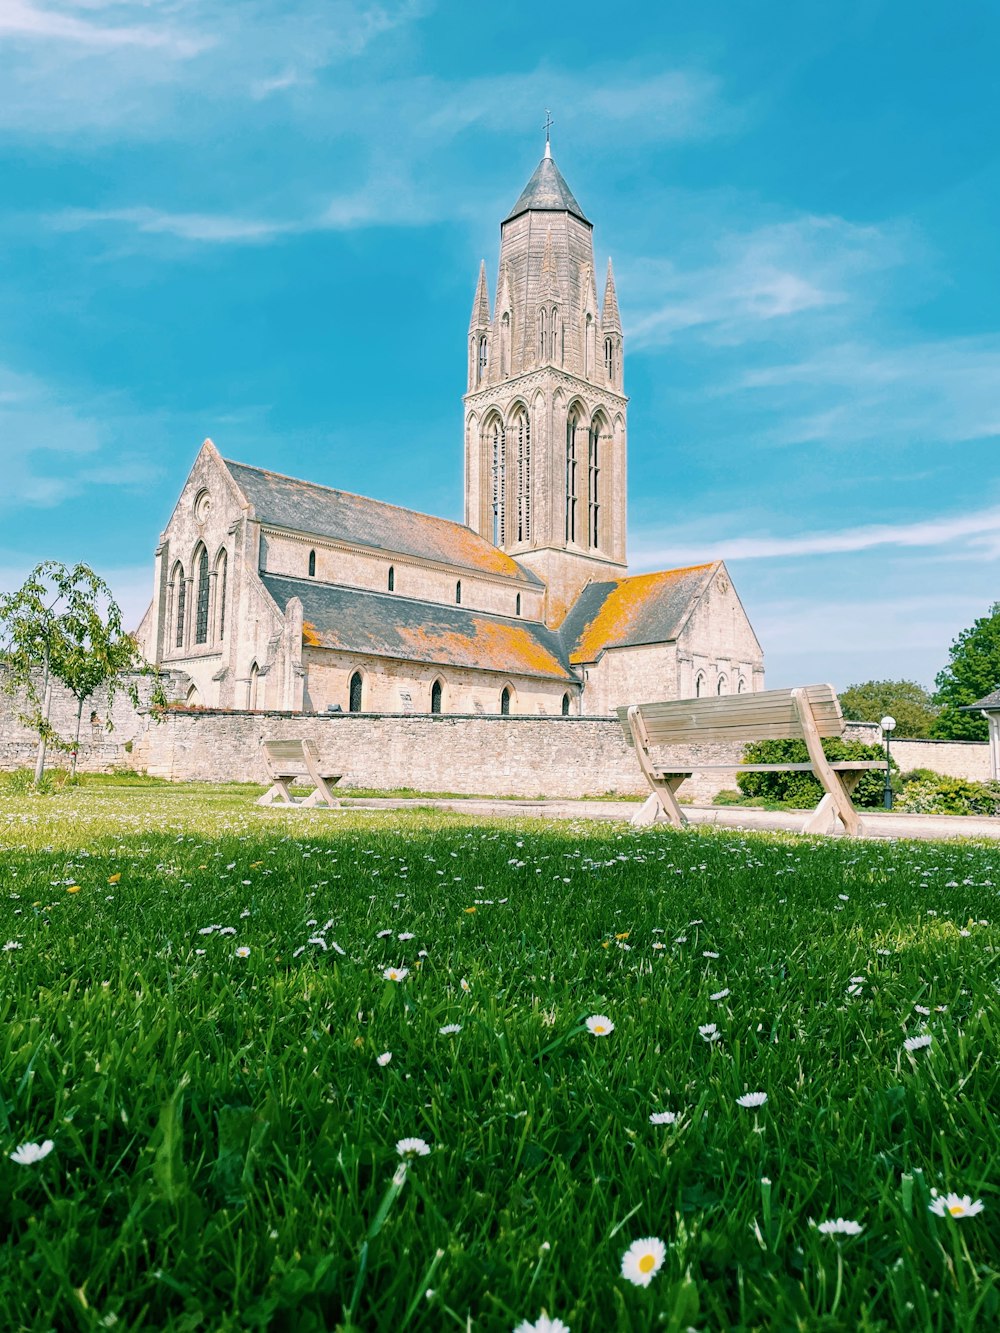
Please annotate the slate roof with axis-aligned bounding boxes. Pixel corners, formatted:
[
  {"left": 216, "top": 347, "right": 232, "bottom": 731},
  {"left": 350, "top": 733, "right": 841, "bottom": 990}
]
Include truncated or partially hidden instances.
[
  {"left": 262, "top": 574, "right": 575, "bottom": 681},
  {"left": 225, "top": 459, "right": 541, "bottom": 585},
  {"left": 964, "top": 689, "right": 1000, "bottom": 710},
  {"left": 560, "top": 564, "right": 718, "bottom": 664},
  {"left": 504, "top": 153, "right": 590, "bottom": 226}
]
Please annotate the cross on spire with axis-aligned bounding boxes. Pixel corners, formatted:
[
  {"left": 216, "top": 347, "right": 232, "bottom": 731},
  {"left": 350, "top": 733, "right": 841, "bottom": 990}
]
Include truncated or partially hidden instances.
[{"left": 543, "top": 109, "right": 554, "bottom": 157}]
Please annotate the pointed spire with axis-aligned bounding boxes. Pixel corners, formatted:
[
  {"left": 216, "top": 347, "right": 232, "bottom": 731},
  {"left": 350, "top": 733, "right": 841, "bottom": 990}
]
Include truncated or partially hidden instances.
[
  {"left": 496, "top": 261, "right": 512, "bottom": 315},
  {"left": 601, "top": 258, "right": 621, "bottom": 332},
  {"left": 468, "top": 260, "right": 491, "bottom": 331}
]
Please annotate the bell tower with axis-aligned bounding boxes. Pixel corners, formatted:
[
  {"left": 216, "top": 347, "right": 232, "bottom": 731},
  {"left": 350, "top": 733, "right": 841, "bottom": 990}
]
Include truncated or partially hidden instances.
[{"left": 463, "top": 136, "right": 628, "bottom": 626}]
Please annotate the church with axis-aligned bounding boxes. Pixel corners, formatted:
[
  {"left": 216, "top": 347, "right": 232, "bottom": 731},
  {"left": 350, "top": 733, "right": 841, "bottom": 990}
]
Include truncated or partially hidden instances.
[{"left": 136, "top": 143, "right": 765, "bottom": 716}]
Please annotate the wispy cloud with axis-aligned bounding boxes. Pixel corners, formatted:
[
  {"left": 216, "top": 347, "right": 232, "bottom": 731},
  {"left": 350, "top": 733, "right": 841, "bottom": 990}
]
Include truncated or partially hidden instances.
[
  {"left": 626, "top": 214, "right": 908, "bottom": 348},
  {"left": 51, "top": 205, "right": 299, "bottom": 244},
  {"left": 631, "top": 502, "right": 1000, "bottom": 568},
  {"left": 0, "top": 0, "right": 209, "bottom": 55}
]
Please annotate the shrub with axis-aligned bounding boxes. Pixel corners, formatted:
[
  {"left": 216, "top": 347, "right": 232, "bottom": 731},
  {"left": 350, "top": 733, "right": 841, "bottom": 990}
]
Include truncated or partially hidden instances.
[
  {"left": 894, "top": 774, "right": 1000, "bottom": 816},
  {"left": 737, "top": 738, "right": 893, "bottom": 809}
]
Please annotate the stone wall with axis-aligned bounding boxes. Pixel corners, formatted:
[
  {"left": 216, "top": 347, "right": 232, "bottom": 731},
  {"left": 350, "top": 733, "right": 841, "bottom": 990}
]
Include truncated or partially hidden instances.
[
  {"left": 887, "top": 738, "right": 992, "bottom": 782},
  {"left": 0, "top": 669, "right": 158, "bottom": 773}
]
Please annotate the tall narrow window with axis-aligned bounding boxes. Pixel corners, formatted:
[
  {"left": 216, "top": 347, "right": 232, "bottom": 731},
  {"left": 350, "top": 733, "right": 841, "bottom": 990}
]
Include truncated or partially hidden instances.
[
  {"left": 194, "top": 547, "right": 209, "bottom": 644},
  {"left": 248, "top": 662, "right": 259, "bottom": 710},
  {"left": 561, "top": 693, "right": 571, "bottom": 716},
  {"left": 695, "top": 672, "right": 705, "bottom": 699},
  {"left": 605, "top": 337, "right": 614, "bottom": 380},
  {"left": 515, "top": 594, "right": 521, "bottom": 616},
  {"left": 216, "top": 550, "right": 227, "bottom": 640},
  {"left": 388, "top": 566, "right": 395, "bottom": 592},
  {"left": 349, "top": 671, "right": 363, "bottom": 713},
  {"left": 477, "top": 336, "right": 487, "bottom": 384},
  {"left": 455, "top": 580, "right": 462, "bottom": 605},
  {"left": 308, "top": 549, "right": 316, "bottom": 577},
  {"left": 500, "top": 312, "right": 510, "bottom": 378},
  {"left": 539, "top": 308, "right": 547, "bottom": 360},
  {"left": 431, "top": 679, "right": 443, "bottom": 714},
  {"left": 565, "top": 412, "right": 578, "bottom": 543},
  {"left": 515, "top": 411, "right": 531, "bottom": 542},
  {"left": 588, "top": 421, "right": 601, "bottom": 548},
  {"left": 585, "top": 314, "right": 592, "bottom": 377},
  {"left": 500, "top": 686, "right": 511, "bottom": 716},
  {"left": 490, "top": 420, "right": 506, "bottom": 546},
  {"left": 175, "top": 566, "right": 186, "bottom": 649},
  {"left": 717, "top": 675, "right": 728, "bottom": 696}
]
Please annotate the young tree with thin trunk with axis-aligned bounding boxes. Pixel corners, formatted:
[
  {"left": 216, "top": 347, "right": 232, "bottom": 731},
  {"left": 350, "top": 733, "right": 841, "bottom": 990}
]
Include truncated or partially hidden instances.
[{"left": 0, "top": 561, "right": 161, "bottom": 783}]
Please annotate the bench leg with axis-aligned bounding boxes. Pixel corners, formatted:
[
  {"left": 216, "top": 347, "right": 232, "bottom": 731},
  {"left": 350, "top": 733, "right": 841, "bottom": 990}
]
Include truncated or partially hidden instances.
[
  {"left": 802, "top": 792, "right": 837, "bottom": 835},
  {"left": 300, "top": 779, "right": 342, "bottom": 809},
  {"left": 802, "top": 776, "right": 866, "bottom": 837},
  {"left": 631, "top": 776, "right": 688, "bottom": 829},
  {"left": 257, "top": 779, "right": 296, "bottom": 807}
]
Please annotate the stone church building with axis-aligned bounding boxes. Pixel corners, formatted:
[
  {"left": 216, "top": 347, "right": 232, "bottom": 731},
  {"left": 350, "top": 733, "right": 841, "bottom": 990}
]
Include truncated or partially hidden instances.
[{"left": 137, "top": 144, "right": 764, "bottom": 715}]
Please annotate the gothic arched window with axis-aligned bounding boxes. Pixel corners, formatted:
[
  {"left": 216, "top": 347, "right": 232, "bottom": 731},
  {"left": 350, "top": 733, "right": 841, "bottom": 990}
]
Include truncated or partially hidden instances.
[
  {"left": 514, "top": 409, "right": 531, "bottom": 542},
  {"left": 605, "top": 337, "right": 614, "bottom": 380},
  {"left": 431, "top": 679, "right": 443, "bottom": 714},
  {"left": 737, "top": 676, "right": 746, "bottom": 694},
  {"left": 515, "top": 594, "right": 521, "bottom": 617},
  {"left": 489, "top": 417, "right": 506, "bottom": 546},
  {"left": 349, "top": 671, "right": 363, "bottom": 713},
  {"left": 388, "top": 566, "right": 395, "bottom": 592},
  {"left": 215, "top": 549, "right": 228, "bottom": 640},
  {"left": 194, "top": 546, "right": 209, "bottom": 644},
  {"left": 561, "top": 693, "right": 571, "bottom": 716},
  {"left": 539, "top": 308, "right": 547, "bottom": 360},
  {"left": 455, "top": 580, "right": 462, "bottom": 604},
  {"left": 308, "top": 549, "right": 316, "bottom": 577},
  {"left": 717, "top": 674, "right": 728, "bottom": 696},
  {"left": 695, "top": 672, "right": 705, "bottom": 699},
  {"left": 174, "top": 563, "right": 186, "bottom": 649},
  {"left": 248, "top": 662, "right": 260, "bottom": 710},
  {"left": 477, "top": 335, "right": 488, "bottom": 384},
  {"left": 565, "top": 410, "right": 579, "bottom": 543},
  {"left": 500, "top": 686, "right": 511, "bottom": 716},
  {"left": 588, "top": 418, "right": 602, "bottom": 548},
  {"left": 500, "top": 311, "right": 510, "bottom": 378}
]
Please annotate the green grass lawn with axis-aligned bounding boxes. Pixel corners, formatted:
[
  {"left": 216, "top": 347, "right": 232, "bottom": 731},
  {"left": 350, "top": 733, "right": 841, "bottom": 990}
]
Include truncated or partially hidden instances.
[{"left": 0, "top": 782, "right": 997, "bottom": 1332}]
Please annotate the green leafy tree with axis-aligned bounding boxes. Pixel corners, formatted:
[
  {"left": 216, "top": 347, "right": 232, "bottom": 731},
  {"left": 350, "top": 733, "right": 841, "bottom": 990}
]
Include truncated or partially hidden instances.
[
  {"left": 931, "top": 602, "right": 1000, "bottom": 741},
  {"left": 0, "top": 561, "right": 162, "bottom": 783},
  {"left": 839, "top": 679, "right": 939, "bottom": 738}
]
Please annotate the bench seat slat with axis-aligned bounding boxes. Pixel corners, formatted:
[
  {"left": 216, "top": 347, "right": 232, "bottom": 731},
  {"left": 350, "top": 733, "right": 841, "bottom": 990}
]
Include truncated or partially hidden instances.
[{"left": 651, "top": 761, "right": 884, "bottom": 774}]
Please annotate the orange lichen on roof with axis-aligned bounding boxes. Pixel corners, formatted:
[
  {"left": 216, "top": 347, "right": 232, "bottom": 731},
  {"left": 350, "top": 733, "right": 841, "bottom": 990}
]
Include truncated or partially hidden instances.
[
  {"left": 302, "top": 620, "right": 321, "bottom": 647},
  {"left": 570, "top": 564, "right": 715, "bottom": 664},
  {"left": 396, "top": 619, "right": 571, "bottom": 679}
]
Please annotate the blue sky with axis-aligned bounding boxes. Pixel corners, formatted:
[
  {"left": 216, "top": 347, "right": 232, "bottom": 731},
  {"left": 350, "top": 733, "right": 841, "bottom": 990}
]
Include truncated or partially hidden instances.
[{"left": 2, "top": 0, "right": 999, "bottom": 690}]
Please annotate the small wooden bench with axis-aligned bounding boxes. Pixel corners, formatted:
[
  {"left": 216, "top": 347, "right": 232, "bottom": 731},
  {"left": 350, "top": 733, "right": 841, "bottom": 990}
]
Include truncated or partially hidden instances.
[
  {"left": 257, "top": 739, "right": 342, "bottom": 809},
  {"left": 618, "top": 684, "right": 884, "bottom": 837}
]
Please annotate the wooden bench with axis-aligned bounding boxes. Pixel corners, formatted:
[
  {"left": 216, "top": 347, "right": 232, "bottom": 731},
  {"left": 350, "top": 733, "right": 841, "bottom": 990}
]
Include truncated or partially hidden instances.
[
  {"left": 257, "top": 739, "right": 342, "bottom": 809},
  {"left": 618, "top": 684, "right": 884, "bottom": 837}
]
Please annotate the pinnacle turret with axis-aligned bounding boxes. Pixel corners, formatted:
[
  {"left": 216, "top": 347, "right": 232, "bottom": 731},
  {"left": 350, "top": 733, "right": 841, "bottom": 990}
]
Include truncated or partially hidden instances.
[
  {"left": 469, "top": 260, "right": 491, "bottom": 331},
  {"left": 601, "top": 258, "right": 621, "bottom": 333}
]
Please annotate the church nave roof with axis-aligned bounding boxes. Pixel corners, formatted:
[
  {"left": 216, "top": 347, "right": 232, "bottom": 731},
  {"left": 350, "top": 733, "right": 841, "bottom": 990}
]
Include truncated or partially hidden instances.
[
  {"left": 262, "top": 573, "right": 575, "bottom": 681},
  {"left": 561, "top": 564, "right": 720, "bottom": 664},
  {"left": 225, "top": 459, "right": 541, "bottom": 585}
]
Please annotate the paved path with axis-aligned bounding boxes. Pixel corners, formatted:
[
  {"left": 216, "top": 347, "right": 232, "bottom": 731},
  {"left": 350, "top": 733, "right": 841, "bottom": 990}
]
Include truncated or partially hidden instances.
[{"left": 336, "top": 796, "right": 1000, "bottom": 842}]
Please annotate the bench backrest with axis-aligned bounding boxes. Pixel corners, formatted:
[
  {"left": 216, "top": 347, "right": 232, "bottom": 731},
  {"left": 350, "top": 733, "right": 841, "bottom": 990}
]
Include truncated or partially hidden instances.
[
  {"left": 263, "top": 738, "right": 319, "bottom": 775},
  {"left": 617, "top": 684, "right": 844, "bottom": 747}
]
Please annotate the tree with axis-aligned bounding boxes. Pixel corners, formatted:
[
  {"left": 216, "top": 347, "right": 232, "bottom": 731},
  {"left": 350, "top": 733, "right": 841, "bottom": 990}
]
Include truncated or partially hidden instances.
[
  {"left": 931, "top": 602, "right": 1000, "bottom": 741},
  {"left": 839, "top": 679, "right": 939, "bottom": 738},
  {"left": 0, "top": 561, "right": 161, "bottom": 783}
]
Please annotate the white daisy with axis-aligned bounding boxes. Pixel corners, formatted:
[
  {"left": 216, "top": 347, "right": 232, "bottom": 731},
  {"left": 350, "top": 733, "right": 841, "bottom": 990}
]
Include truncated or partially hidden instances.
[
  {"left": 699, "top": 1023, "right": 720, "bottom": 1042},
  {"left": 460, "top": 978, "right": 471, "bottom": 992},
  {"left": 10, "top": 1140, "right": 54, "bottom": 1166},
  {"left": 649, "top": 1110, "right": 678, "bottom": 1125},
  {"left": 620, "top": 1235, "right": 666, "bottom": 1287},
  {"left": 736, "top": 1092, "right": 768, "bottom": 1109},
  {"left": 816, "top": 1218, "right": 864, "bottom": 1236},
  {"left": 235, "top": 946, "right": 251, "bottom": 959},
  {"left": 376, "top": 929, "right": 392, "bottom": 938},
  {"left": 585, "top": 1015, "right": 614, "bottom": 1036},
  {"left": 383, "top": 966, "right": 409, "bottom": 982},
  {"left": 904, "top": 1034, "right": 932, "bottom": 1052},
  {"left": 513, "top": 1313, "right": 571, "bottom": 1333},
  {"left": 4, "top": 941, "right": 23, "bottom": 950},
  {"left": 398, "top": 932, "right": 415, "bottom": 941},
  {"left": 929, "top": 1192, "right": 985, "bottom": 1219},
  {"left": 395, "top": 1136, "right": 431, "bottom": 1158},
  {"left": 710, "top": 988, "right": 730, "bottom": 1001},
  {"left": 439, "top": 1024, "right": 462, "bottom": 1035},
  {"left": 376, "top": 1051, "right": 392, "bottom": 1066}
]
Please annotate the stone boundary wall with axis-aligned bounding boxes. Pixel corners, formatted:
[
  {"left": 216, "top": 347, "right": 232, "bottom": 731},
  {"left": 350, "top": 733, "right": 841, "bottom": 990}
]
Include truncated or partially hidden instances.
[
  {"left": 887, "top": 738, "right": 992, "bottom": 782},
  {"left": 126, "top": 710, "right": 898, "bottom": 802},
  {"left": 0, "top": 668, "right": 156, "bottom": 773}
]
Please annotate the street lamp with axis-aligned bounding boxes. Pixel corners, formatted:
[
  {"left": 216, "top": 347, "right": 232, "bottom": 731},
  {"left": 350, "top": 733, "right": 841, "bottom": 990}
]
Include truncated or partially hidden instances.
[{"left": 880, "top": 715, "right": 896, "bottom": 810}]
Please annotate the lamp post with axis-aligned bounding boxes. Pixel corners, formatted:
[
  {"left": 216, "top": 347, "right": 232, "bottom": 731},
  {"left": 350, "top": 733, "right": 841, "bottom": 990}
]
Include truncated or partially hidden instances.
[{"left": 880, "top": 715, "right": 896, "bottom": 810}]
